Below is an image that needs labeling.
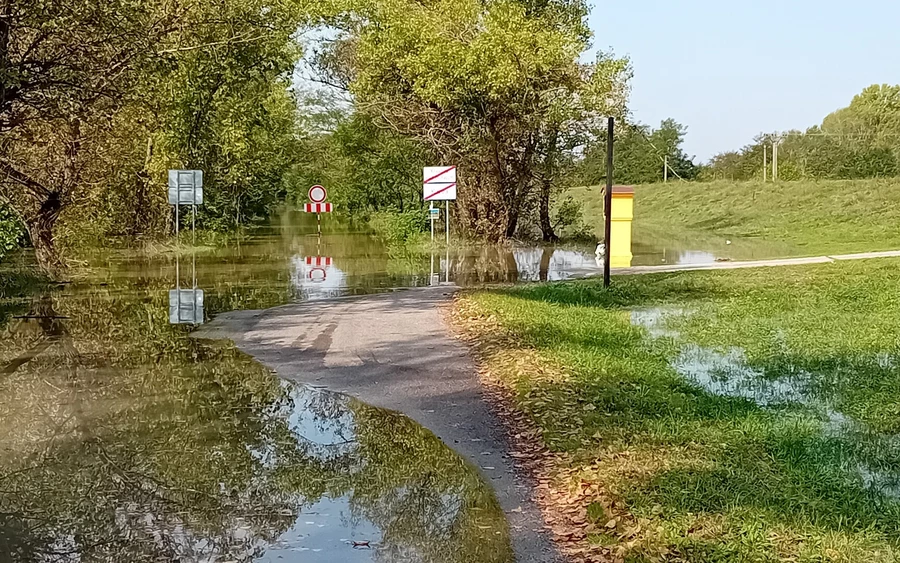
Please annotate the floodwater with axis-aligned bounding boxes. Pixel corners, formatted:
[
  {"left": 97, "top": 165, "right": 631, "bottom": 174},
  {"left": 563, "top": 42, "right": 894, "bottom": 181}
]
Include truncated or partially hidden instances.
[
  {"left": 631, "top": 307, "right": 900, "bottom": 501},
  {"left": 0, "top": 212, "right": 530, "bottom": 563},
  {"left": 0, "top": 210, "right": 802, "bottom": 562}
]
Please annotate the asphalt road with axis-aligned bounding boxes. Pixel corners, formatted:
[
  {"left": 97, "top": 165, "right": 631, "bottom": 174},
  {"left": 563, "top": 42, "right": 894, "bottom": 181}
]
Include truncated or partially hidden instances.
[{"left": 194, "top": 286, "right": 563, "bottom": 563}]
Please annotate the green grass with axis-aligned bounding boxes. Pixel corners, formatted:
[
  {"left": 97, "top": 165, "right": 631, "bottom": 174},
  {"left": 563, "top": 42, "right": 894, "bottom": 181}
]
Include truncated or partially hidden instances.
[
  {"left": 457, "top": 258, "right": 900, "bottom": 562},
  {"left": 570, "top": 179, "right": 900, "bottom": 257}
]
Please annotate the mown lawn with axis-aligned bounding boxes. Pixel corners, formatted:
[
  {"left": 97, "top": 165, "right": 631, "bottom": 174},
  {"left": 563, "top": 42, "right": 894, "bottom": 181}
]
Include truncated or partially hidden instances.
[
  {"left": 455, "top": 258, "right": 900, "bottom": 562},
  {"left": 569, "top": 179, "right": 900, "bottom": 257}
]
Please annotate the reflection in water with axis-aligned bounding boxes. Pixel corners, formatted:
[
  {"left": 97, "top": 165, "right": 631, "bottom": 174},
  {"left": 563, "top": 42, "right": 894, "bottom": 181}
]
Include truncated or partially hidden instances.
[
  {"left": 631, "top": 307, "right": 900, "bottom": 501},
  {"left": 169, "top": 249, "right": 206, "bottom": 325},
  {"left": 0, "top": 281, "right": 512, "bottom": 561}
]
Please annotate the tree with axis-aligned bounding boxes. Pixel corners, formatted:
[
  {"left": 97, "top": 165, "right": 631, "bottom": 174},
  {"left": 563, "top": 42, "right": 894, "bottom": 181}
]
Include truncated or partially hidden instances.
[
  {"left": 0, "top": 0, "right": 306, "bottom": 276},
  {"left": 579, "top": 119, "right": 697, "bottom": 186},
  {"left": 314, "top": 0, "right": 630, "bottom": 241}
]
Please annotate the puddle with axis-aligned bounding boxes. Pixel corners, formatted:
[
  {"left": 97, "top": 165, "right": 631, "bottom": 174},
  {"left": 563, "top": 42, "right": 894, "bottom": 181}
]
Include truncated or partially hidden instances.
[{"left": 631, "top": 306, "right": 900, "bottom": 500}]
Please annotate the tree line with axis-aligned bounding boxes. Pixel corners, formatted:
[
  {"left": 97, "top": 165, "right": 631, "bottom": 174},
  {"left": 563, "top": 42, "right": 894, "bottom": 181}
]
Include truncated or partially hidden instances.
[
  {"left": 1, "top": 0, "right": 637, "bottom": 276},
  {"left": 704, "top": 85, "right": 900, "bottom": 181},
  {"left": 6, "top": 0, "right": 897, "bottom": 278}
]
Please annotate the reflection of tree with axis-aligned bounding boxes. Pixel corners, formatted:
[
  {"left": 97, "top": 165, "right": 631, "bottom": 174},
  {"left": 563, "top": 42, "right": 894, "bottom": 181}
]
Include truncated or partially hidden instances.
[{"left": 0, "top": 287, "right": 512, "bottom": 562}]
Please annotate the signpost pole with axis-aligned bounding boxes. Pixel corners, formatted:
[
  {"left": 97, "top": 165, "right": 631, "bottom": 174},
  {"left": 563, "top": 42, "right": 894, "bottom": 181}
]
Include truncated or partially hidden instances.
[
  {"left": 604, "top": 117, "right": 615, "bottom": 289},
  {"left": 445, "top": 202, "right": 450, "bottom": 283},
  {"left": 430, "top": 201, "right": 434, "bottom": 243}
]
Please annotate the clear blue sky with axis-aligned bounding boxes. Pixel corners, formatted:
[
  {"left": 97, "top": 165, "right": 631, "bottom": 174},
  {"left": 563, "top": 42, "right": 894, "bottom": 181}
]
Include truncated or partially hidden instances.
[{"left": 587, "top": 0, "right": 900, "bottom": 162}]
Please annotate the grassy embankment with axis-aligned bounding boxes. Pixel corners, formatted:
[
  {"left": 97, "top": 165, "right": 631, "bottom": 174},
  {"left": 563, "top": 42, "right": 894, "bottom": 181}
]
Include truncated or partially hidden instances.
[
  {"left": 455, "top": 260, "right": 900, "bottom": 562},
  {"left": 570, "top": 178, "right": 900, "bottom": 258}
]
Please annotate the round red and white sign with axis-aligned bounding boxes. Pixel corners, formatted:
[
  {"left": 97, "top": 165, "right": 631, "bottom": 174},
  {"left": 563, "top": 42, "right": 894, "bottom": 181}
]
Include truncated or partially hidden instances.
[{"left": 308, "top": 185, "right": 327, "bottom": 203}]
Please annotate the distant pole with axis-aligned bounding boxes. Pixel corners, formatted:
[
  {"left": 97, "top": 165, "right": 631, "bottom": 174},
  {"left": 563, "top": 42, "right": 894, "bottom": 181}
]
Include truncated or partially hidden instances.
[
  {"left": 763, "top": 145, "right": 767, "bottom": 182},
  {"left": 773, "top": 141, "right": 779, "bottom": 181},
  {"left": 664, "top": 156, "right": 668, "bottom": 183},
  {"left": 603, "top": 116, "right": 614, "bottom": 289}
]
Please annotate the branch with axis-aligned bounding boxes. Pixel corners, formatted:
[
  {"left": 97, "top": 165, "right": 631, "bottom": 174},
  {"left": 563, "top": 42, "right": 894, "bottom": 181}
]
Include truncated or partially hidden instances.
[
  {"left": 155, "top": 33, "right": 270, "bottom": 55},
  {"left": 0, "top": 159, "right": 51, "bottom": 198}
]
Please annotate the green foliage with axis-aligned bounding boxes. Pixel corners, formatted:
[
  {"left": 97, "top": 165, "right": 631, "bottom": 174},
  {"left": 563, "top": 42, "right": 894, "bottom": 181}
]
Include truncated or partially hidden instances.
[
  {"left": 314, "top": 0, "right": 630, "bottom": 240},
  {"left": 579, "top": 119, "right": 698, "bottom": 186},
  {"left": 550, "top": 195, "right": 592, "bottom": 241},
  {"left": 0, "top": 0, "right": 310, "bottom": 276},
  {"left": 291, "top": 112, "right": 429, "bottom": 215},
  {"left": 704, "top": 85, "right": 900, "bottom": 182},
  {"left": 0, "top": 204, "right": 24, "bottom": 259},
  {"left": 369, "top": 209, "right": 429, "bottom": 246}
]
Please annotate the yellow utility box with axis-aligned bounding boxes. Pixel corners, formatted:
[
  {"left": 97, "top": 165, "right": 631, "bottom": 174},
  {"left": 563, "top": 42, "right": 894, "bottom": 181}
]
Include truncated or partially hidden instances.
[{"left": 610, "top": 185, "right": 634, "bottom": 268}]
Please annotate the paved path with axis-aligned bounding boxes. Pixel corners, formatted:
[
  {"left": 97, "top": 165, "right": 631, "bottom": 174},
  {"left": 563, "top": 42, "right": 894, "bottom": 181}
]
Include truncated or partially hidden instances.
[
  {"left": 613, "top": 249, "right": 900, "bottom": 276},
  {"left": 194, "top": 286, "right": 562, "bottom": 563}
]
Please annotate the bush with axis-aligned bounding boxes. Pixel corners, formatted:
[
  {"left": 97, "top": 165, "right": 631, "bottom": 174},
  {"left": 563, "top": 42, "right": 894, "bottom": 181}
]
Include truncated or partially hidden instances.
[
  {"left": 0, "top": 205, "right": 26, "bottom": 260},
  {"left": 369, "top": 210, "right": 428, "bottom": 246}
]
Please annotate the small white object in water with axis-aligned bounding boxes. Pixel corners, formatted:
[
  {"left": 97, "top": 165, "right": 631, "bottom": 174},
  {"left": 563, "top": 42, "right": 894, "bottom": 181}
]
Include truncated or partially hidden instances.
[
  {"left": 726, "top": 240, "right": 732, "bottom": 245},
  {"left": 595, "top": 243, "right": 605, "bottom": 257}
]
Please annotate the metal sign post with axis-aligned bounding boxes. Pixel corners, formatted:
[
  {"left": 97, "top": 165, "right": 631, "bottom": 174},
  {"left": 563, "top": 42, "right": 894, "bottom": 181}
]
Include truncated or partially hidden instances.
[
  {"left": 603, "top": 117, "right": 615, "bottom": 289},
  {"left": 167, "top": 170, "right": 205, "bottom": 325},
  {"left": 424, "top": 166, "right": 457, "bottom": 282}
]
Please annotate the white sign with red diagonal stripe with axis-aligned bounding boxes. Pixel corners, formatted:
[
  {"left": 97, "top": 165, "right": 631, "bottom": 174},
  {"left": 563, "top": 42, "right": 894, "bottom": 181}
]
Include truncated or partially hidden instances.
[{"left": 423, "top": 166, "right": 457, "bottom": 201}]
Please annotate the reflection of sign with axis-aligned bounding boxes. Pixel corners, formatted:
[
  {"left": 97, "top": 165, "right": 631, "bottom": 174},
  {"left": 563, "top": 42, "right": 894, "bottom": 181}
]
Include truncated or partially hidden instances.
[
  {"left": 423, "top": 166, "right": 457, "bottom": 201},
  {"left": 168, "top": 289, "right": 204, "bottom": 325},
  {"left": 304, "top": 203, "right": 333, "bottom": 213},
  {"left": 309, "top": 268, "right": 327, "bottom": 282},
  {"left": 305, "top": 256, "right": 333, "bottom": 267},
  {"left": 167, "top": 170, "right": 204, "bottom": 205}
]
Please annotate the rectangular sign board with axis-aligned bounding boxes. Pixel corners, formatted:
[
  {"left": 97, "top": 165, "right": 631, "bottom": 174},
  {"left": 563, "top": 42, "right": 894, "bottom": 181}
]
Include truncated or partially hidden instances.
[
  {"left": 304, "top": 203, "right": 333, "bottom": 213},
  {"left": 168, "top": 170, "right": 204, "bottom": 205},
  {"left": 169, "top": 289, "right": 204, "bottom": 325},
  {"left": 423, "top": 166, "right": 457, "bottom": 201}
]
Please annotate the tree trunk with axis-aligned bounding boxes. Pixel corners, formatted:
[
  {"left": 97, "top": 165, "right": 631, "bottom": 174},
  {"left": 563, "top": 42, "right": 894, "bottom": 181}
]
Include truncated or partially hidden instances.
[
  {"left": 539, "top": 246, "right": 552, "bottom": 282},
  {"left": 0, "top": 0, "right": 11, "bottom": 121},
  {"left": 27, "top": 194, "right": 65, "bottom": 278},
  {"left": 504, "top": 206, "right": 519, "bottom": 239},
  {"left": 539, "top": 177, "right": 558, "bottom": 242}
]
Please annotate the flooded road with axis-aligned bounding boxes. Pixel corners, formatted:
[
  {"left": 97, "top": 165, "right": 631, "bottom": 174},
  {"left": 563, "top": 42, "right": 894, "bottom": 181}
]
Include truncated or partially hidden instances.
[
  {"left": 0, "top": 281, "right": 512, "bottom": 562},
  {"left": 0, "top": 210, "right": 802, "bottom": 562}
]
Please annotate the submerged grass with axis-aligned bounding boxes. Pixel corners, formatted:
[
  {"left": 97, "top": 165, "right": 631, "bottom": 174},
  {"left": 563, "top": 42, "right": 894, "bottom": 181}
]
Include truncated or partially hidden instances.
[
  {"left": 570, "top": 178, "right": 900, "bottom": 256},
  {"left": 455, "top": 258, "right": 900, "bottom": 562}
]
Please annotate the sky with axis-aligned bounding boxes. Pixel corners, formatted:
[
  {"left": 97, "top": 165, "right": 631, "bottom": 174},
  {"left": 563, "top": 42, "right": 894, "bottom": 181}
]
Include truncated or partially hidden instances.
[{"left": 586, "top": 0, "right": 900, "bottom": 162}]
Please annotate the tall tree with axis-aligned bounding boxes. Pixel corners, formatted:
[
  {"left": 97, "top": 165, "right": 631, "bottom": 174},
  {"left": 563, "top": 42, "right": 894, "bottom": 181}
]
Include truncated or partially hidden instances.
[
  {"left": 314, "top": 0, "right": 630, "bottom": 241},
  {"left": 0, "top": 0, "right": 305, "bottom": 275}
]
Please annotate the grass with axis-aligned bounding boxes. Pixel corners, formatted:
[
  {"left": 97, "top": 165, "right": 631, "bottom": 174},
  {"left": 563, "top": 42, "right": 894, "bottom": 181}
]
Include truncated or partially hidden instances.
[
  {"left": 570, "top": 178, "right": 900, "bottom": 257},
  {"left": 454, "top": 258, "right": 900, "bottom": 562}
]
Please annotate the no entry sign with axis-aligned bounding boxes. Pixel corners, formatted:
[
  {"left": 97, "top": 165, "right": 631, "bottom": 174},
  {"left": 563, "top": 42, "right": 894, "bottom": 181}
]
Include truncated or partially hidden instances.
[{"left": 423, "top": 166, "right": 457, "bottom": 201}]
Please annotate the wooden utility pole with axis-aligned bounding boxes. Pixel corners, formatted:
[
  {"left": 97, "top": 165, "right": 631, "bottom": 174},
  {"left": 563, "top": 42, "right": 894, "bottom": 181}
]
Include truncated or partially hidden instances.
[
  {"left": 603, "top": 117, "right": 614, "bottom": 288},
  {"left": 763, "top": 145, "right": 767, "bottom": 182},
  {"left": 774, "top": 142, "right": 779, "bottom": 181}
]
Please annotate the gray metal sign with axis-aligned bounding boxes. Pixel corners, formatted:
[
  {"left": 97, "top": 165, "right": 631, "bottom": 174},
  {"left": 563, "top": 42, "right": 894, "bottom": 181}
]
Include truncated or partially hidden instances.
[
  {"left": 168, "top": 170, "right": 204, "bottom": 205},
  {"left": 168, "top": 289, "right": 204, "bottom": 325}
]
